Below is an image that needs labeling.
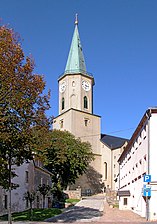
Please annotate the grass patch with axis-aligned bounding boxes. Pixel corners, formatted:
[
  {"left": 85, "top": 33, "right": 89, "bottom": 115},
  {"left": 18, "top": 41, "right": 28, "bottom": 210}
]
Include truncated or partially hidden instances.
[
  {"left": 113, "top": 204, "right": 119, "bottom": 208},
  {"left": 65, "top": 198, "right": 80, "bottom": 204},
  {"left": 0, "top": 208, "right": 62, "bottom": 221}
]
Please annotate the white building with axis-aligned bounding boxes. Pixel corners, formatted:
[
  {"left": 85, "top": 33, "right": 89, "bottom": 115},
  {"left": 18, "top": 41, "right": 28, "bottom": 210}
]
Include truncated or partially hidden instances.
[
  {"left": 0, "top": 160, "right": 52, "bottom": 215},
  {"left": 118, "top": 108, "right": 157, "bottom": 221}
]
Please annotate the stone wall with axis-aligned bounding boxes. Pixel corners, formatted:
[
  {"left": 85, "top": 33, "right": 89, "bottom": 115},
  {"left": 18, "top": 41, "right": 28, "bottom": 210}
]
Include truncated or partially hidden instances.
[{"left": 64, "top": 188, "right": 81, "bottom": 199}]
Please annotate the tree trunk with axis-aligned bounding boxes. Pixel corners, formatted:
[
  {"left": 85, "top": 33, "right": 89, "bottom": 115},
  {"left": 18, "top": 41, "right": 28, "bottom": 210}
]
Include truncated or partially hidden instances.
[
  {"left": 43, "top": 195, "right": 45, "bottom": 208},
  {"left": 8, "top": 155, "right": 12, "bottom": 224},
  {"left": 30, "top": 201, "right": 33, "bottom": 221}
]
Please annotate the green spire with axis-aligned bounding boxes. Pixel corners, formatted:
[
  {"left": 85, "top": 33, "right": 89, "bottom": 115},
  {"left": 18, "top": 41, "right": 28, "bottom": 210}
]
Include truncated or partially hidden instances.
[{"left": 64, "top": 14, "right": 86, "bottom": 74}]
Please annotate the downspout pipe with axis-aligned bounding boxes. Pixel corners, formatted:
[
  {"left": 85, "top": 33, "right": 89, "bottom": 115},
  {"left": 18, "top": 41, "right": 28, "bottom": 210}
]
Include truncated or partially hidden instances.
[
  {"left": 145, "top": 109, "right": 151, "bottom": 221},
  {"left": 118, "top": 161, "right": 120, "bottom": 190},
  {"left": 146, "top": 109, "right": 151, "bottom": 175}
]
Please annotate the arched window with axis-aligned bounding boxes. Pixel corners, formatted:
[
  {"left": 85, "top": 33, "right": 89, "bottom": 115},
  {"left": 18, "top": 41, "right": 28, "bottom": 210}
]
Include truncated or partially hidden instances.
[
  {"left": 62, "top": 97, "right": 65, "bottom": 110},
  {"left": 84, "top": 96, "right": 88, "bottom": 109},
  {"left": 104, "top": 162, "right": 107, "bottom": 180}
]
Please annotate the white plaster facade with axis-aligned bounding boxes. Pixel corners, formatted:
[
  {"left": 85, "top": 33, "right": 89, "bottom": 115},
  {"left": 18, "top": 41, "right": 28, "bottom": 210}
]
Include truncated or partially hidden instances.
[
  {"left": 0, "top": 160, "right": 52, "bottom": 215},
  {"left": 118, "top": 108, "right": 157, "bottom": 221}
]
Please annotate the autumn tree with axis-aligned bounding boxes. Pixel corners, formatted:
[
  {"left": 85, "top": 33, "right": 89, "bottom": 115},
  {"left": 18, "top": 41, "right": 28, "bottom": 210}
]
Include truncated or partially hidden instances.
[
  {"left": 0, "top": 25, "right": 51, "bottom": 222},
  {"left": 45, "top": 130, "right": 94, "bottom": 197}
]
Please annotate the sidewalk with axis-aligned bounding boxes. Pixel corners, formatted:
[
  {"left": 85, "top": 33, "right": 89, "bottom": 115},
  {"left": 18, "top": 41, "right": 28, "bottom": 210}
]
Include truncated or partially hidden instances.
[
  {"left": 45, "top": 194, "right": 104, "bottom": 222},
  {"left": 99, "top": 200, "right": 148, "bottom": 223},
  {"left": 1, "top": 194, "right": 157, "bottom": 223}
]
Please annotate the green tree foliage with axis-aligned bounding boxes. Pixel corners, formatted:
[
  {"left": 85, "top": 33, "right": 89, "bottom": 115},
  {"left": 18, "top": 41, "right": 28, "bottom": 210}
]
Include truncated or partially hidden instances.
[
  {"left": 45, "top": 130, "right": 94, "bottom": 191},
  {"left": 0, "top": 25, "right": 51, "bottom": 189}
]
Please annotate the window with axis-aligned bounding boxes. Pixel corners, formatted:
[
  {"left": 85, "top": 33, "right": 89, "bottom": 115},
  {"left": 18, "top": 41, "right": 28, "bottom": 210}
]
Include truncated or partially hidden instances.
[
  {"left": 61, "top": 97, "right": 65, "bottom": 110},
  {"left": 25, "top": 171, "right": 29, "bottom": 183},
  {"left": 4, "top": 195, "right": 7, "bottom": 209},
  {"left": 104, "top": 162, "right": 107, "bottom": 180},
  {"left": 124, "top": 198, "right": 128, "bottom": 205},
  {"left": 143, "top": 125, "right": 146, "bottom": 139},
  {"left": 60, "top": 119, "right": 63, "bottom": 128},
  {"left": 84, "top": 119, "right": 88, "bottom": 126},
  {"left": 37, "top": 195, "right": 40, "bottom": 208},
  {"left": 72, "top": 81, "right": 75, "bottom": 87},
  {"left": 84, "top": 96, "right": 88, "bottom": 109},
  {"left": 26, "top": 198, "right": 29, "bottom": 208},
  {"left": 84, "top": 118, "right": 89, "bottom": 126}
]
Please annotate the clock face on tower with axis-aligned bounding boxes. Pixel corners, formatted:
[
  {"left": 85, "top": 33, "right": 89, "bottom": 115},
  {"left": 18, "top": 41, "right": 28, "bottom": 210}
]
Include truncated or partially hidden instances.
[
  {"left": 59, "top": 81, "right": 66, "bottom": 93},
  {"left": 82, "top": 80, "right": 91, "bottom": 91}
]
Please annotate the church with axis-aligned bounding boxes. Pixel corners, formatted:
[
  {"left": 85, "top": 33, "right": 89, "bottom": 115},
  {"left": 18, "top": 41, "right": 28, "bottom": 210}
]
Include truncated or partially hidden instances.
[
  {"left": 53, "top": 16, "right": 128, "bottom": 195},
  {"left": 0, "top": 16, "right": 128, "bottom": 215}
]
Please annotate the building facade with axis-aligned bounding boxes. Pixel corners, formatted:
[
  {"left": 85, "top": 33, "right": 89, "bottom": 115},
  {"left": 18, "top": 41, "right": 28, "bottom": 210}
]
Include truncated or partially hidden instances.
[
  {"left": 0, "top": 160, "right": 52, "bottom": 215},
  {"left": 101, "top": 134, "right": 128, "bottom": 190},
  {"left": 118, "top": 108, "right": 157, "bottom": 221}
]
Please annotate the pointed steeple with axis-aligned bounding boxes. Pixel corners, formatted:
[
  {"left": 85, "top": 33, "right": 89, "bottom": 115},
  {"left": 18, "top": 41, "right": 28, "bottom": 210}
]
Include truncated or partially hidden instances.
[{"left": 64, "top": 14, "right": 87, "bottom": 75}]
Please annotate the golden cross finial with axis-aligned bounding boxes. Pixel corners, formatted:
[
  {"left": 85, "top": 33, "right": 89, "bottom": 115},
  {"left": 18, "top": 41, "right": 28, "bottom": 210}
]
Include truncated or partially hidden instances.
[{"left": 75, "top": 13, "right": 78, "bottom": 25}]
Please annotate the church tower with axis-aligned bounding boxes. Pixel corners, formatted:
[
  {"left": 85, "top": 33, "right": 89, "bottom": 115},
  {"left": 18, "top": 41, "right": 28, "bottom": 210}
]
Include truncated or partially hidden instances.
[
  {"left": 53, "top": 16, "right": 102, "bottom": 193},
  {"left": 58, "top": 15, "right": 94, "bottom": 115}
]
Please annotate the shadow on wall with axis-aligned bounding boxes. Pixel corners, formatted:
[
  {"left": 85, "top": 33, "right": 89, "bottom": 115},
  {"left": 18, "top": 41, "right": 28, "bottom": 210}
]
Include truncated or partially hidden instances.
[{"left": 69, "top": 166, "right": 105, "bottom": 195}]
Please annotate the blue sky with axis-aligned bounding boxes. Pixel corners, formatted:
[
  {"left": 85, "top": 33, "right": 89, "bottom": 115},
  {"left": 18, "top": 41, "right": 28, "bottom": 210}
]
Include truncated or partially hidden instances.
[{"left": 1, "top": 0, "right": 157, "bottom": 139}]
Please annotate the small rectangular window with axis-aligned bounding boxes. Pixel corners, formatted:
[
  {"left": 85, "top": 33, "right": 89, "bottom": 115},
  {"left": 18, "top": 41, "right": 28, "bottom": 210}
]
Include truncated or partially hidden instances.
[
  {"left": 4, "top": 195, "right": 7, "bottom": 209},
  {"left": 143, "top": 126, "right": 146, "bottom": 139},
  {"left": 124, "top": 198, "right": 127, "bottom": 205},
  {"left": 26, "top": 198, "right": 29, "bottom": 208},
  {"left": 84, "top": 119, "right": 88, "bottom": 126},
  {"left": 37, "top": 195, "right": 40, "bottom": 208},
  {"left": 25, "top": 171, "right": 29, "bottom": 183},
  {"left": 84, "top": 118, "right": 89, "bottom": 127},
  {"left": 60, "top": 120, "right": 63, "bottom": 128}
]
